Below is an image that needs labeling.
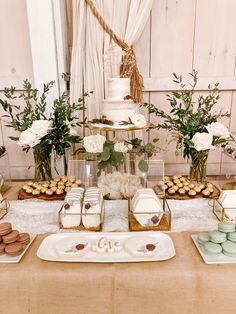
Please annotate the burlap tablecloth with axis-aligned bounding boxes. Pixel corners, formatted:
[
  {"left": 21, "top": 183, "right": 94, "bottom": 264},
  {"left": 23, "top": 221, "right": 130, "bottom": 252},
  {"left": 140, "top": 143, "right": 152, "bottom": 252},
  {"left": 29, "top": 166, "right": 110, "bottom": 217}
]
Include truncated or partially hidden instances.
[{"left": 0, "top": 231, "right": 236, "bottom": 314}]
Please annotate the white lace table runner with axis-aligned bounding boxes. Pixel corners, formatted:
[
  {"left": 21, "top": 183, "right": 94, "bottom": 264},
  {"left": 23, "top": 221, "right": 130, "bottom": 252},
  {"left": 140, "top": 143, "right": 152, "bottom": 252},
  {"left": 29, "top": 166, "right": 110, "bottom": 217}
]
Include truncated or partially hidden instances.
[{"left": 1, "top": 198, "right": 219, "bottom": 234}]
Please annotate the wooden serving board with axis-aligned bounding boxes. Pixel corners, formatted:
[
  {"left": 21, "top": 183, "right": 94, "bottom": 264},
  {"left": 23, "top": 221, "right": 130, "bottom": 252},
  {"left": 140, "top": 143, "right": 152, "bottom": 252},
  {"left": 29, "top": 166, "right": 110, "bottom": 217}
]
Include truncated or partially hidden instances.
[
  {"left": 18, "top": 188, "right": 66, "bottom": 201},
  {"left": 154, "top": 184, "right": 220, "bottom": 200}
]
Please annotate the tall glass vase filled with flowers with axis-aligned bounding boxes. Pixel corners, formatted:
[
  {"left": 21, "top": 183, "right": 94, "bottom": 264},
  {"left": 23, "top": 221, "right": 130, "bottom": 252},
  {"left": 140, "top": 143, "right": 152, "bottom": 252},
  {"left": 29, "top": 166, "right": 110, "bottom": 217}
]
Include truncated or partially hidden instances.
[
  {"left": 0, "top": 80, "right": 88, "bottom": 181},
  {"left": 141, "top": 70, "right": 233, "bottom": 183}
]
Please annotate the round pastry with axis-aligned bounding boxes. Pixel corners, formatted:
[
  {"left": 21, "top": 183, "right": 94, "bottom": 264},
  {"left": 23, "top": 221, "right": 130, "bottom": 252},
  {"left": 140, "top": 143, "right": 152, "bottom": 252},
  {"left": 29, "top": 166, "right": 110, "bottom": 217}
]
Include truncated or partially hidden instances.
[
  {"left": 18, "top": 233, "right": 30, "bottom": 246},
  {"left": 22, "top": 185, "right": 29, "bottom": 191},
  {"left": 209, "top": 230, "right": 227, "bottom": 244},
  {"left": 172, "top": 175, "right": 178, "bottom": 181},
  {"left": 49, "top": 183, "right": 57, "bottom": 188},
  {"left": 68, "top": 176, "right": 76, "bottom": 183},
  {"left": 227, "top": 232, "right": 236, "bottom": 242},
  {"left": 172, "top": 185, "right": 179, "bottom": 191},
  {"left": 221, "top": 240, "right": 236, "bottom": 257},
  {"left": 204, "top": 242, "right": 222, "bottom": 256},
  {"left": 197, "top": 232, "right": 210, "bottom": 245},
  {"left": 164, "top": 176, "right": 170, "bottom": 182},
  {"left": 177, "top": 183, "right": 183, "bottom": 188},
  {"left": 51, "top": 186, "right": 57, "bottom": 192},
  {"left": 180, "top": 177, "right": 185, "bottom": 182},
  {"left": 168, "top": 188, "right": 176, "bottom": 195},
  {"left": 194, "top": 186, "right": 201, "bottom": 194},
  {"left": 206, "top": 183, "right": 213, "bottom": 189},
  {"left": 167, "top": 181, "right": 174, "bottom": 187},
  {"left": 218, "top": 222, "right": 235, "bottom": 233},
  {"left": 199, "top": 183, "right": 205, "bottom": 190},
  {"left": 54, "top": 178, "right": 60, "bottom": 182},
  {"left": 5, "top": 242, "right": 23, "bottom": 257},
  {"left": 202, "top": 189, "right": 210, "bottom": 197},
  {"left": 173, "top": 179, "right": 180, "bottom": 184},
  {"left": 2, "top": 230, "right": 20, "bottom": 244},
  {"left": 176, "top": 174, "right": 182, "bottom": 179},
  {"left": 208, "top": 187, "right": 214, "bottom": 194},
  {"left": 184, "top": 186, "right": 190, "bottom": 192},
  {"left": 65, "top": 187, "right": 71, "bottom": 193},
  {"left": 183, "top": 182, "right": 189, "bottom": 186},
  {"left": 58, "top": 181, "right": 65, "bottom": 186},
  {"left": 178, "top": 188, "right": 186, "bottom": 195},
  {"left": 40, "top": 188, "right": 47, "bottom": 194},
  {"left": 32, "top": 189, "right": 40, "bottom": 196},
  {"left": 0, "top": 222, "right": 12, "bottom": 236},
  {"left": 32, "top": 183, "right": 39, "bottom": 189},
  {"left": 0, "top": 242, "right": 6, "bottom": 255},
  {"left": 26, "top": 188, "right": 33, "bottom": 194},
  {"left": 65, "top": 182, "right": 72, "bottom": 187},
  {"left": 189, "top": 183, "right": 195, "bottom": 189},
  {"left": 62, "top": 178, "right": 68, "bottom": 183},
  {"left": 188, "top": 190, "right": 196, "bottom": 197},
  {"left": 76, "top": 179, "right": 82, "bottom": 186},
  {"left": 42, "top": 183, "right": 49, "bottom": 188},
  {"left": 27, "top": 181, "right": 34, "bottom": 186},
  {"left": 56, "top": 189, "right": 64, "bottom": 195},
  {"left": 45, "top": 189, "right": 53, "bottom": 196}
]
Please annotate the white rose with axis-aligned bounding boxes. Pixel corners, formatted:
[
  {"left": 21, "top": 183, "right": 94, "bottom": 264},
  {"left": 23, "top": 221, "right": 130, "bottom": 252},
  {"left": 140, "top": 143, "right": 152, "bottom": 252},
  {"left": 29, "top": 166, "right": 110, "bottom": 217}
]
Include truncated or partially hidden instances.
[
  {"left": 206, "top": 122, "right": 230, "bottom": 139},
  {"left": 83, "top": 134, "right": 106, "bottom": 153},
  {"left": 18, "top": 129, "right": 41, "bottom": 148},
  {"left": 31, "top": 120, "right": 51, "bottom": 139},
  {"left": 127, "top": 144, "right": 133, "bottom": 150},
  {"left": 131, "top": 114, "right": 147, "bottom": 127},
  {"left": 114, "top": 141, "right": 128, "bottom": 153},
  {"left": 191, "top": 132, "right": 214, "bottom": 151}
]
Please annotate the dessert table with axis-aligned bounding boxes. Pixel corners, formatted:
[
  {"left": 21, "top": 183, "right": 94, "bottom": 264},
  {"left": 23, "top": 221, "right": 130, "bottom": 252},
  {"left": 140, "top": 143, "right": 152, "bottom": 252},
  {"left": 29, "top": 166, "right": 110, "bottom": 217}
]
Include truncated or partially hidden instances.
[{"left": 1, "top": 183, "right": 236, "bottom": 314}]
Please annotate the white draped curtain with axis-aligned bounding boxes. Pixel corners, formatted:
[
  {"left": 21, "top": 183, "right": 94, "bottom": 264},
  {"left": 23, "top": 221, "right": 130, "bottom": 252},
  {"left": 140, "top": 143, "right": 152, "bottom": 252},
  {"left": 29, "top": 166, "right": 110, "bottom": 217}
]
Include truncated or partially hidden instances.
[{"left": 70, "top": 0, "right": 153, "bottom": 121}]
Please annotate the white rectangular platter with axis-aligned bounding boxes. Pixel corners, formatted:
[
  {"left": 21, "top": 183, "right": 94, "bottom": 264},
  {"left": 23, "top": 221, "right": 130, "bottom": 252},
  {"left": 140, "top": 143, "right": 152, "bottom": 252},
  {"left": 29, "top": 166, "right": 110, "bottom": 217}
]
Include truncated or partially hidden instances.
[
  {"left": 37, "top": 232, "right": 175, "bottom": 263},
  {"left": 0, "top": 234, "right": 36, "bottom": 263},
  {"left": 191, "top": 235, "right": 236, "bottom": 264}
]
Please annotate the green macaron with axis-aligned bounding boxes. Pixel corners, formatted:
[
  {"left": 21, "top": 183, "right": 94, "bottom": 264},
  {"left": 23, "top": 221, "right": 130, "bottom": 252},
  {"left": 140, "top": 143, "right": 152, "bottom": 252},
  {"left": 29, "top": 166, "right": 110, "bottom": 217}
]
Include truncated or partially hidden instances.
[
  {"left": 221, "top": 240, "right": 236, "bottom": 257},
  {"left": 197, "top": 232, "right": 210, "bottom": 245},
  {"left": 227, "top": 232, "right": 236, "bottom": 243},
  {"left": 209, "top": 230, "right": 227, "bottom": 244},
  {"left": 218, "top": 222, "right": 235, "bottom": 233},
  {"left": 204, "top": 242, "right": 222, "bottom": 256}
]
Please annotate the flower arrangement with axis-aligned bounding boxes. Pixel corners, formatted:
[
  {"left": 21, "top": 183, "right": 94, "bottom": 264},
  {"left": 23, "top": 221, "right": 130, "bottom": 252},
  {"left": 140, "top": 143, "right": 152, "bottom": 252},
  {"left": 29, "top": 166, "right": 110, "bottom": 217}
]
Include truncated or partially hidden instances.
[
  {"left": 78, "top": 134, "right": 158, "bottom": 175},
  {"left": 141, "top": 70, "right": 233, "bottom": 182},
  {"left": 0, "top": 80, "right": 89, "bottom": 181}
]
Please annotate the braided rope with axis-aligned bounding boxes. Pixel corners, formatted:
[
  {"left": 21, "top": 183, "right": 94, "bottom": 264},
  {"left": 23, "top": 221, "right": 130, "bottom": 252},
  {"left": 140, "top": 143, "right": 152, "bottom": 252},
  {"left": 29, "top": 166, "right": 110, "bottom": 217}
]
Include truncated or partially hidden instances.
[{"left": 85, "top": 0, "right": 144, "bottom": 102}]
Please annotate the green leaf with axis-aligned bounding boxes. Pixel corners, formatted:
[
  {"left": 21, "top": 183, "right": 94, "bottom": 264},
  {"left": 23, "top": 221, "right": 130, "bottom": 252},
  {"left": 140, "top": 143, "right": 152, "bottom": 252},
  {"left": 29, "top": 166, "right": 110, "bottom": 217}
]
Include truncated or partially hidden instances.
[
  {"left": 8, "top": 136, "right": 19, "bottom": 141},
  {"left": 101, "top": 145, "right": 111, "bottom": 161},
  {"left": 138, "top": 159, "right": 148, "bottom": 172}
]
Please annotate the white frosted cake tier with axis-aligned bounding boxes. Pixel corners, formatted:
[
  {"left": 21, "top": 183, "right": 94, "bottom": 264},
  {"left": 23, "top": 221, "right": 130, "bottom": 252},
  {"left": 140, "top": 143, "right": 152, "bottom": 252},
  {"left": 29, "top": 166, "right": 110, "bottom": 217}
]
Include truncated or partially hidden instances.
[
  {"left": 102, "top": 100, "right": 138, "bottom": 122},
  {"left": 106, "top": 77, "right": 130, "bottom": 99}
]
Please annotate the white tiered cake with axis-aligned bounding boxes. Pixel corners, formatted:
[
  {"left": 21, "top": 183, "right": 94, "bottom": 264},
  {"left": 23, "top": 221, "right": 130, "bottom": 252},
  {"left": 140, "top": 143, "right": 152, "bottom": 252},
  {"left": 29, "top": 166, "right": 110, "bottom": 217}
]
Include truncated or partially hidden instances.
[{"left": 102, "top": 78, "right": 139, "bottom": 123}]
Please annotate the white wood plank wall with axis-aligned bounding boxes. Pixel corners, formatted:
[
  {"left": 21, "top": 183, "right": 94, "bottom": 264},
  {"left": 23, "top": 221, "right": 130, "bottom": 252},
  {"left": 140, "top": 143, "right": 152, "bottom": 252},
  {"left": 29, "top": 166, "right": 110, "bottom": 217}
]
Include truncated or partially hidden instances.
[{"left": 134, "top": 0, "right": 236, "bottom": 176}]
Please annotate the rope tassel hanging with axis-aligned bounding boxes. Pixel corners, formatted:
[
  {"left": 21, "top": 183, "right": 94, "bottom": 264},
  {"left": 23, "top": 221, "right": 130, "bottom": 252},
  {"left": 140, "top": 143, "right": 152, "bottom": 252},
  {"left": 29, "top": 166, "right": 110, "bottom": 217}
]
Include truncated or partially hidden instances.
[{"left": 85, "top": 0, "right": 144, "bottom": 103}]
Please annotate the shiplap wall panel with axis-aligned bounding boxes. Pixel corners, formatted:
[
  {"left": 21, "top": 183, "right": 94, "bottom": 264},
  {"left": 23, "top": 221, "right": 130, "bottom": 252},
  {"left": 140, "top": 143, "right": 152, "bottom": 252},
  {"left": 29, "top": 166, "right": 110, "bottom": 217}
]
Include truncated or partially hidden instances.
[
  {"left": 150, "top": 0, "right": 196, "bottom": 77},
  {"left": 134, "top": 0, "right": 236, "bottom": 175},
  {"left": 193, "top": 0, "right": 236, "bottom": 76}
]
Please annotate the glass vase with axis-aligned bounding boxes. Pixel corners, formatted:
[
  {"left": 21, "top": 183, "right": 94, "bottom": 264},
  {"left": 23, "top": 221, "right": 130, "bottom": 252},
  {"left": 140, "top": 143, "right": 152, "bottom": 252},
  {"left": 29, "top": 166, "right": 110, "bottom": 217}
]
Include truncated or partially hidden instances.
[
  {"left": 189, "top": 150, "right": 209, "bottom": 183},
  {"left": 33, "top": 148, "right": 52, "bottom": 182}
]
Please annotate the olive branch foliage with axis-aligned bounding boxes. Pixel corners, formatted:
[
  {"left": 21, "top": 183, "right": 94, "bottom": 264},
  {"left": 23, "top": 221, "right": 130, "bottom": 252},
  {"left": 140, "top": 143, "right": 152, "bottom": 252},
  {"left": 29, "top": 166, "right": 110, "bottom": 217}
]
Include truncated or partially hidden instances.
[{"left": 140, "top": 70, "right": 230, "bottom": 159}]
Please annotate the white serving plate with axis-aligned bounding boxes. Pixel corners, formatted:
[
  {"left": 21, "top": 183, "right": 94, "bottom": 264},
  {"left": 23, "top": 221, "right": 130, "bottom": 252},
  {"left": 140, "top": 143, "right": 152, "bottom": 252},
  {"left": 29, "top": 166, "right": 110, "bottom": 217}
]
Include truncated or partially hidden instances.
[
  {"left": 0, "top": 234, "right": 36, "bottom": 263},
  {"left": 191, "top": 234, "right": 236, "bottom": 264},
  {"left": 37, "top": 232, "right": 175, "bottom": 263}
]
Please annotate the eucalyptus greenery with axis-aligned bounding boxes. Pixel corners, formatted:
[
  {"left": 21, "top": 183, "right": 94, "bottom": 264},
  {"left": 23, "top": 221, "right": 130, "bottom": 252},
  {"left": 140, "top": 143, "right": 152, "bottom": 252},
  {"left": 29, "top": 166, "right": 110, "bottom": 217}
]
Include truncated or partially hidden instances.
[
  {"left": 0, "top": 80, "right": 89, "bottom": 156},
  {"left": 141, "top": 70, "right": 230, "bottom": 159}
]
